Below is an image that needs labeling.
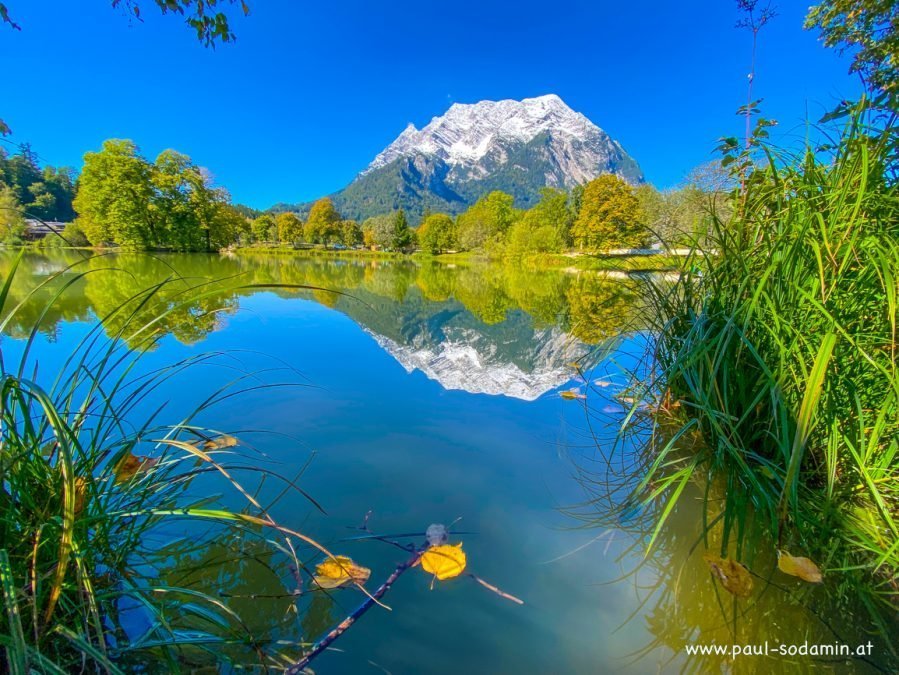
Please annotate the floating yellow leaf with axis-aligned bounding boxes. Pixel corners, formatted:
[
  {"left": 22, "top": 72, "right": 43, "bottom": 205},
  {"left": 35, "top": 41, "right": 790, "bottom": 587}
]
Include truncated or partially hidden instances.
[
  {"left": 777, "top": 551, "right": 823, "bottom": 583},
  {"left": 560, "top": 390, "right": 585, "bottom": 400},
  {"left": 114, "top": 453, "right": 159, "bottom": 484},
  {"left": 421, "top": 543, "right": 467, "bottom": 580},
  {"left": 313, "top": 555, "right": 371, "bottom": 589},
  {"left": 703, "top": 554, "right": 753, "bottom": 598},
  {"left": 199, "top": 434, "right": 238, "bottom": 450}
]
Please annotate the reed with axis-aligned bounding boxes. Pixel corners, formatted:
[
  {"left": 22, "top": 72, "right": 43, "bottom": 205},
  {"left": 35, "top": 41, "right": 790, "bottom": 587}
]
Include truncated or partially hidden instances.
[
  {"left": 0, "top": 252, "right": 323, "bottom": 671},
  {"left": 622, "top": 100, "right": 898, "bottom": 618}
]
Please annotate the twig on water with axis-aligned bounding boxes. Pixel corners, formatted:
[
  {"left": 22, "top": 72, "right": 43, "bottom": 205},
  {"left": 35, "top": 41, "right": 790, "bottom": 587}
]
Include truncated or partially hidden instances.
[{"left": 286, "top": 546, "right": 426, "bottom": 674}]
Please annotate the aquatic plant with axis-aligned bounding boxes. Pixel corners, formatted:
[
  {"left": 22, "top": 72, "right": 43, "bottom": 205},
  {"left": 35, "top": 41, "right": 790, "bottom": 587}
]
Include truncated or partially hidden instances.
[
  {"left": 621, "top": 99, "right": 898, "bottom": 630},
  {"left": 0, "top": 252, "right": 326, "bottom": 671}
]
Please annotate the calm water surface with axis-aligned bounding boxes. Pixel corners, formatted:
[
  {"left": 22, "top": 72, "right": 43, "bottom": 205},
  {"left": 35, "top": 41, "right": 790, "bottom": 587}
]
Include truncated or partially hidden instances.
[{"left": 0, "top": 250, "right": 887, "bottom": 674}]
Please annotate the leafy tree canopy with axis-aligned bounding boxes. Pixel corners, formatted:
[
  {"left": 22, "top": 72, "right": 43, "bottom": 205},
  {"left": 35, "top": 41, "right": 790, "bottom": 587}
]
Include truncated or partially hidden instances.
[
  {"left": 806, "top": 0, "right": 898, "bottom": 98},
  {"left": 571, "top": 174, "right": 644, "bottom": 250},
  {"left": 418, "top": 213, "right": 457, "bottom": 254}
]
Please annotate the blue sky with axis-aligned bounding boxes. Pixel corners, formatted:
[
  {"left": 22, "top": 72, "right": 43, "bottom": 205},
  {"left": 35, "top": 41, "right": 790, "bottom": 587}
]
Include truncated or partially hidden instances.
[{"left": 1, "top": 0, "right": 860, "bottom": 209}]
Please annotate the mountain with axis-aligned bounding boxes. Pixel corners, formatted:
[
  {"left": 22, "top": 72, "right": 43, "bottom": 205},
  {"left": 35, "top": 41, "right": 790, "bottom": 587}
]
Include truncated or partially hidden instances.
[{"left": 276, "top": 94, "right": 643, "bottom": 224}]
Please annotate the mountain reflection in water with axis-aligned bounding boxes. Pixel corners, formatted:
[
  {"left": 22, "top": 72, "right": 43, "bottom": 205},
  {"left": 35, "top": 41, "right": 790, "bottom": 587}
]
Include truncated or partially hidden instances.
[{"left": 0, "top": 250, "right": 648, "bottom": 399}]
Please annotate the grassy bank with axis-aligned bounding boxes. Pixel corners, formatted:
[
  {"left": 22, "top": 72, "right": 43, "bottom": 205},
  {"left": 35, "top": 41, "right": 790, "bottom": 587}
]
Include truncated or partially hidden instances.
[{"left": 620, "top": 102, "right": 898, "bottom": 630}]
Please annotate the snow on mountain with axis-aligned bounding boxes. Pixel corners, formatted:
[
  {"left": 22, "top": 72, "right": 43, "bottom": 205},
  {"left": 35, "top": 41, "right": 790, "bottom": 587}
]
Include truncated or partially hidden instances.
[
  {"left": 366, "top": 324, "right": 592, "bottom": 400},
  {"left": 363, "top": 94, "right": 639, "bottom": 188}
]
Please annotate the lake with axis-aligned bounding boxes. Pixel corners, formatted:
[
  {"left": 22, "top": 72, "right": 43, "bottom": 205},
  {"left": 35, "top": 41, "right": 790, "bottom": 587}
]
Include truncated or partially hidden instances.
[{"left": 0, "top": 249, "right": 888, "bottom": 674}]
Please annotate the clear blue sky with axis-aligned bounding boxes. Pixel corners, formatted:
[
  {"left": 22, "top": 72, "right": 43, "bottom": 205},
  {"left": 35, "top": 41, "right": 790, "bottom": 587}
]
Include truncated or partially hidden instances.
[{"left": 0, "top": 0, "right": 860, "bottom": 209}]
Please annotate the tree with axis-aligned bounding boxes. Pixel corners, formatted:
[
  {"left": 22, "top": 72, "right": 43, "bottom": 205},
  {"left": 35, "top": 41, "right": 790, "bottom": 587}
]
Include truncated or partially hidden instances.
[
  {"left": 456, "top": 191, "right": 517, "bottom": 250},
  {"left": 339, "top": 219, "right": 362, "bottom": 247},
  {"left": 73, "top": 139, "right": 156, "bottom": 248},
  {"left": 251, "top": 214, "right": 277, "bottom": 243},
  {"left": 0, "top": 184, "right": 25, "bottom": 243},
  {"left": 0, "top": 146, "right": 76, "bottom": 222},
  {"left": 304, "top": 198, "right": 341, "bottom": 245},
  {"left": 1, "top": 1, "right": 250, "bottom": 46},
  {"left": 417, "top": 213, "right": 456, "bottom": 254},
  {"left": 276, "top": 212, "right": 304, "bottom": 245},
  {"left": 505, "top": 188, "right": 572, "bottom": 255},
  {"left": 571, "top": 174, "right": 644, "bottom": 250},
  {"left": 390, "top": 209, "right": 414, "bottom": 252},
  {"left": 362, "top": 214, "right": 393, "bottom": 249},
  {"left": 806, "top": 0, "right": 898, "bottom": 98}
]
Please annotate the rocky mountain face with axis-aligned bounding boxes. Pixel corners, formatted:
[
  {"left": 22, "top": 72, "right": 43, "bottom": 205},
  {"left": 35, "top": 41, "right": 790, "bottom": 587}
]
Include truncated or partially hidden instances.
[{"left": 281, "top": 95, "right": 643, "bottom": 223}]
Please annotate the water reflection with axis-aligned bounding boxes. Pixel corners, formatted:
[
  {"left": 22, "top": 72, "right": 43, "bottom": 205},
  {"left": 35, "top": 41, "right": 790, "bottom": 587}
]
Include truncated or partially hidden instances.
[
  {"left": 0, "top": 250, "right": 649, "bottom": 400},
  {"left": 572, "top": 417, "right": 897, "bottom": 674}
]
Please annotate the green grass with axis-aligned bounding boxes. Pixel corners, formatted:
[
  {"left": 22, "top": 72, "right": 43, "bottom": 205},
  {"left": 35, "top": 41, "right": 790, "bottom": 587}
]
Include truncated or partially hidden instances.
[
  {"left": 0, "top": 253, "right": 335, "bottom": 671},
  {"left": 613, "top": 101, "right": 898, "bottom": 629}
]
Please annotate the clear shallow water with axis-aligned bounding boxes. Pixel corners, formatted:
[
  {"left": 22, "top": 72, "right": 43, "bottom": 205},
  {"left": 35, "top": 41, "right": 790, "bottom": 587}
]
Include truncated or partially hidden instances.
[{"left": 0, "top": 250, "right": 889, "bottom": 674}]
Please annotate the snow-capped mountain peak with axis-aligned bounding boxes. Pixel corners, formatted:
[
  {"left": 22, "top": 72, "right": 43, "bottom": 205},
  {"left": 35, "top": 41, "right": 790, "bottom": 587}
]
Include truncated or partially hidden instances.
[
  {"left": 363, "top": 94, "right": 634, "bottom": 187},
  {"left": 297, "top": 94, "right": 643, "bottom": 223}
]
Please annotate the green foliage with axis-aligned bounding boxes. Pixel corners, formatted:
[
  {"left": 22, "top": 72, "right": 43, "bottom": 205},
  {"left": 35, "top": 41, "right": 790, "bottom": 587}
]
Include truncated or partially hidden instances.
[
  {"left": 805, "top": 0, "right": 898, "bottom": 98},
  {"left": 504, "top": 188, "right": 571, "bottom": 255},
  {"left": 0, "top": 185, "right": 25, "bottom": 244},
  {"left": 0, "top": 146, "right": 76, "bottom": 223},
  {"left": 275, "top": 212, "right": 303, "bottom": 245},
  {"left": 456, "top": 191, "right": 518, "bottom": 251},
  {"left": 74, "top": 140, "right": 235, "bottom": 251},
  {"left": 571, "top": 174, "right": 644, "bottom": 250},
  {"left": 362, "top": 213, "right": 394, "bottom": 250},
  {"left": 252, "top": 213, "right": 277, "bottom": 243},
  {"left": 390, "top": 209, "right": 414, "bottom": 252},
  {"left": 339, "top": 219, "right": 362, "bottom": 247},
  {"left": 631, "top": 103, "right": 899, "bottom": 620},
  {"left": 418, "top": 213, "right": 457, "bottom": 254},
  {"left": 304, "top": 198, "right": 341, "bottom": 245}
]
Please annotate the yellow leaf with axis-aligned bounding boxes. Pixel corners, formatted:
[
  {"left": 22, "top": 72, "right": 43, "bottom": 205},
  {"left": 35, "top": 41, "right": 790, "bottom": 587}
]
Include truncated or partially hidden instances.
[
  {"left": 777, "top": 550, "right": 823, "bottom": 583},
  {"left": 74, "top": 477, "right": 88, "bottom": 516},
  {"left": 114, "top": 453, "right": 159, "bottom": 484},
  {"left": 421, "top": 543, "right": 467, "bottom": 580},
  {"left": 703, "top": 554, "right": 753, "bottom": 598},
  {"left": 560, "top": 390, "right": 585, "bottom": 400},
  {"left": 199, "top": 434, "right": 238, "bottom": 450},
  {"left": 313, "top": 555, "right": 371, "bottom": 589}
]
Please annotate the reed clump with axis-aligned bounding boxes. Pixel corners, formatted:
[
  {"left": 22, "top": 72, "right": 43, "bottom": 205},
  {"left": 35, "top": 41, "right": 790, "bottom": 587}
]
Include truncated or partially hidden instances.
[
  {"left": 0, "top": 255, "right": 318, "bottom": 671},
  {"left": 635, "top": 100, "right": 898, "bottom": 618}
]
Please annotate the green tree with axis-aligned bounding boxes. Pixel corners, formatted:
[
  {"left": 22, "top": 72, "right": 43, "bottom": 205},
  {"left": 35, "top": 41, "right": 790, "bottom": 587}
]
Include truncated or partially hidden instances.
[
  {"left": 0, "top": 184, "right": 25, "bottom": 243},
  {"left": 390, "top": 209, "right": 414, "bottom": 252},
  {"left": 251, "top": 214, "right": 277, "bottom": 243},
  {"left": 505, "top": 188, "right": 571, "bottom": 255},
  {"left": 73, "top": 140, "right": 156, "bottom": 248},
  {"left": 276, "top": 212, "right": 304, "bottom": 245},
  {"left": 806, "top": 0, "right": 898, "bottom": 97},
  {"left": 362, "top": 214, "right": 393, "bottom": 249},
  {"left": 456, "top": 191, "right": 517, "bottom": 250},
  {"left": 339, "top": 219, "right": 362, "bottom": 247},
  {"left": 417, "top": 213, "right": 456, "bottom": 254},
  {"left": 304, "top": 198, "right": 341, "bottom": 245},
  {"left": 570, "top": 174, "right": 643, "bottom": 250}
]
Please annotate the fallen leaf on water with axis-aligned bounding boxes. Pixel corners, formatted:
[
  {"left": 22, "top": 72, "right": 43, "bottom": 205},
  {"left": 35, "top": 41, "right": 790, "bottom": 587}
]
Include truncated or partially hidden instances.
[
  {"left": 421, "top": 543, "right": 467, "bottom": 581},
  {"left": 560, "top": 390, "right": 586, "bottom": 400},
  {"left": 777, "top": 550, "right": 823, "bottom": 583},
  {"left": 114, "top": 453, "right": 160, "bottom": 484},
  {"left": 199, "top": 434, "right": 238, "bottom": 450},
  {"left": 703, "top": 554, "right": 753, "bottom": 598},
  {"left": 313, "top": 555, "right": 371, "bottom": 589}
]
